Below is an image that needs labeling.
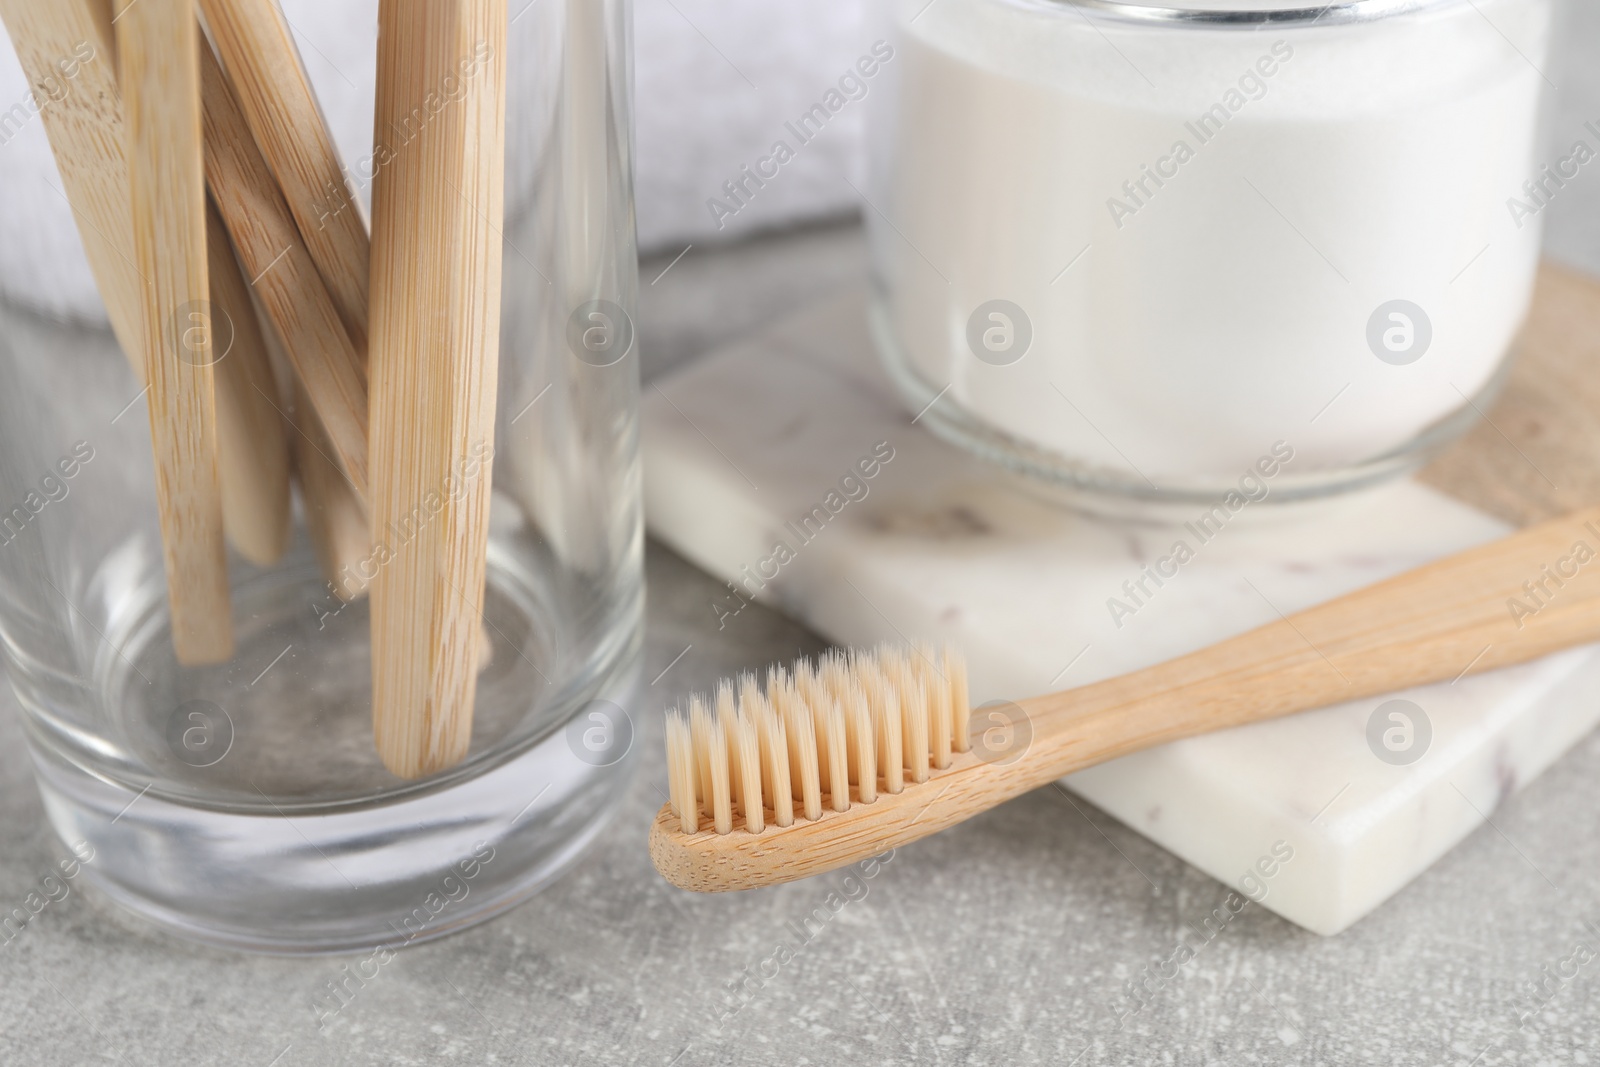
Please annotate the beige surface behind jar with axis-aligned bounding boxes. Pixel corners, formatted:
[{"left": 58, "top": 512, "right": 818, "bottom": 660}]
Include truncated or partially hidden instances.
[{"left": 1420, "top": 262, "right": 1600, "bottom": 526}]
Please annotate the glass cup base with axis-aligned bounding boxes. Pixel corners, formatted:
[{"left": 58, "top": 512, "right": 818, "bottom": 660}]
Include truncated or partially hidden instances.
[
  {"left": 18, "top": 533, "right": 641, "bottom": 956},
  {"left": 29, "top": 656, "right": 638, "bottom": 955}
]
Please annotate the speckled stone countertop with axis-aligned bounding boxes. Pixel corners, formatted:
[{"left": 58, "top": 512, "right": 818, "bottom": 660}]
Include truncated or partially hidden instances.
[{"left": 5, "top": 220, "right": 1600, "bottom": 1066}]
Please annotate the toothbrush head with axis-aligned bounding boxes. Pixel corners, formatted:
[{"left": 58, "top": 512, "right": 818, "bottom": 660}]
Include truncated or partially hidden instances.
[{"left": 651, "top": 643, "right": 972, "bottom": 890}]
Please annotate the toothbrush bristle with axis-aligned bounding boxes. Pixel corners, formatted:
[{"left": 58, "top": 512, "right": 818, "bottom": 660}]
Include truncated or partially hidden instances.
[{"left": 664, "top": 644, "right": 970, "bottom": 835}]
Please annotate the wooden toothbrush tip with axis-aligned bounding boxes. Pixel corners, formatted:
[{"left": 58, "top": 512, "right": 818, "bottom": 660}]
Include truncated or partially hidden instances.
[{"left": 648, "top": 747, "right": 1005, "bottom": 893}]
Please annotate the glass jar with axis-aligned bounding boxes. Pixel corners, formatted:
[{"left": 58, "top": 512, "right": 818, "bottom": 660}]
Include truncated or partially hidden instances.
[
  {"left": 866, "top": 0, "right": 1556, "bottom": 507},
  {"left": 0, "top": 0, "right": 640, "bottom": 952}
]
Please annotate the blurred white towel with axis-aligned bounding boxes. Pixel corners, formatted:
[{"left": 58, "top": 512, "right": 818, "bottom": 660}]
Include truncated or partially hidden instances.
[
  {"left": 0, "top": 0, "right": 869, "bottom": 323},
  {"left": 5, "top": 0, "right": 1598, "bottom": 325}
]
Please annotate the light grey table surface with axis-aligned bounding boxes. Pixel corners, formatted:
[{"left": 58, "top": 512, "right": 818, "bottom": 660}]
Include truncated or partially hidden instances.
[{"left": 6, "top": 207, "right": 1600, "bottom": 1066}]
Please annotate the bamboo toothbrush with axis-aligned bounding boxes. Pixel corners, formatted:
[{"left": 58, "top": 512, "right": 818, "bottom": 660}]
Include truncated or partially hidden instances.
[
  {"left": 368, "top": 0, "right": 507, "bottom": 778},
  {"left": 651, "top": 504, "right": 1600, "bottom": 892},
  {"left": 115, "top": 0, "right": 234, "bottom": 664},
  {"left": 199, "top": 38, "right": 369, "bottom": 499},
  {"left": 0, "top": 0, "right": 143, "bottom": 377},
  {"left": 290, "top": 380, "right": 372, "bottom": 600},
  {"left": 241, "top": 255, "right": 372, "bottom": 606},
  {"left": 1, "top": 0, "right": 291, "bottom": 570},
  {"left": 195, "top": 10, "right": 376, "bottom": 591},
  {"left": 197, "top": 0, "right": 370, "bottom": 348},
  {"left": 205, "top": 197, "right": 293, "bottom": 565},
  {"left": 11, "top": 0, "right": 484, "bottom": 663}
]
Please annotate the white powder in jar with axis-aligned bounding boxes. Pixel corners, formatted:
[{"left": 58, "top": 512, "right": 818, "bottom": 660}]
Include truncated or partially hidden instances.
[{"left": 869, "top": 0, "right": 1553, "bottom": 486}]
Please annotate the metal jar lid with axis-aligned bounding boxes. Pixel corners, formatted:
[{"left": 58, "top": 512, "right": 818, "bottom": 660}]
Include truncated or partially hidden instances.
[{"left": 1053, "top": 0, "right": 1469, "bottom": 26}]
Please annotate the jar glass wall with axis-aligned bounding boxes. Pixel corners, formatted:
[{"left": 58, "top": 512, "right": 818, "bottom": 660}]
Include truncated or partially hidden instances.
[
  {"left": 0, "top": 0, "right": 641, "bottom": 952},
  {"left": 866, "top": 0, "right": 1556, "bottom": 506}
]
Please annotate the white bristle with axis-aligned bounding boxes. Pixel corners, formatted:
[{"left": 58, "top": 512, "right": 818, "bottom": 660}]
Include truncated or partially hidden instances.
[
  {"left": 821, "top": 697, "right": 849, "bottom": 813},
  {"left": 856, "top": 650, "right": 904, "bottom": 795},
  {"left": 665, "top": 645, "right": 969, "bottom": 835},
  {"left": 665, "top": 712, "right": 697, "bottom": 833},
  {"left": 946, "top": 643, "right": 971, "bottom": 753},
  {"left": 889, "top": 649, "right": 930, "bottom": 785},
  {"left": 719, "top": 681, "right": 763, "bottom": 834},
  {"left": 736, "top": 712, "right": 763, "bottom": 832},
  {"left": 797, "top": 662, "right": 850, "bottom": 813},
  {"left": 694, "top": 696, "right": 733, "bottom": 835},
  {"left": 794, "top": 663, "right": 829, "bottom": 798},
  {"left": 916, "top": 643, "right": 953, "bottom": 770},
  {"left": 689, "top": 695, "right": 712, "bottom": 818},
  {"left": 822, "top": 652, "right": 876, "bottom": 805},
  {"left": 715, "top": 683, "right": 740, "bottom": 806},
  {"left": 773, "top": 667, "right": 823, "bottom": 821},
  {"left": 766, "top": 665, "right": 794, "bottom": 797},
  {"left": 743, "top": 671, "right": 792, "bottom": 828}
]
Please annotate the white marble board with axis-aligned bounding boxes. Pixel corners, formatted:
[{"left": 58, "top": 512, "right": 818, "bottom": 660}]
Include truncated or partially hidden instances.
[{"left": 640, "top": 293, "right": 1600, "bottom": 935}]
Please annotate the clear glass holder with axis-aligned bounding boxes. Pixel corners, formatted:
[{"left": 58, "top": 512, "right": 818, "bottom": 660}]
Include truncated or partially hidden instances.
[{"left": 0, "top": 0, "right": 642, "bottom": 953}]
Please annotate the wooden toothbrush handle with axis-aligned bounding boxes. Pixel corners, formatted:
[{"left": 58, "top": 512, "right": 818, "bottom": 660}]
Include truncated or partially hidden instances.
[
  {"left": 367, "top": 0, "right": 506, "bottom": 779},
  {"left": 1019, "top": 503, "right": 1600, "bottom": 777},
  {"left": 200, "top": 39, "right": 370, "bottom": 500},
  {"left": 651, "top": 505, "right": 1600, "bottom": 892},
  {"left": 119, "top": 0, "right": 237, "bottom": 665},
  {"left": 198, "top": 0, "right": 371, "bottom": 346}
]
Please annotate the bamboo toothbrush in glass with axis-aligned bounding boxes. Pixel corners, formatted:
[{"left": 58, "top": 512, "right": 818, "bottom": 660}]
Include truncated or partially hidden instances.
[
  {"left": 368, "top": 0, "right": 507, "bottom": 779},
  {"left": 652, "top": 504, "right": 1600, "bottom": 892},
  {"left": 117, "top": 0, "right": 235, "bottom": 664},
  {"left": 1, "top": 0, "right": 294, "bottom": 576}
]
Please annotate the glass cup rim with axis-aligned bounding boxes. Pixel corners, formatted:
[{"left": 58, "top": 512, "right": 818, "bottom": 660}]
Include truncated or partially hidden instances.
[{"left": 1043, "top": 0, "right": 1468, "bottom": 26}]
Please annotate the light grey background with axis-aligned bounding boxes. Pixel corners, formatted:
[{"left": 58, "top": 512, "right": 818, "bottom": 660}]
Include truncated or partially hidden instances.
[
  {"left": 5, "top": 0, "right": 1598, "bottom": 317},
  {"left": 1542, "top": 0, "right": 1600, "bottom": 275}
]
